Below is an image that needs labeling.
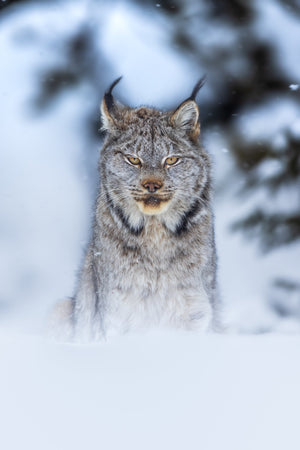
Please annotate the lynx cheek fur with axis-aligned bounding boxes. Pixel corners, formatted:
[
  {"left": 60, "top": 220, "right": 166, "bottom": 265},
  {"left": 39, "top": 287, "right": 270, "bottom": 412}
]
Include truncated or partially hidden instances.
[{"left": 56, "top": 77, "right": 219, "bottom": 341}]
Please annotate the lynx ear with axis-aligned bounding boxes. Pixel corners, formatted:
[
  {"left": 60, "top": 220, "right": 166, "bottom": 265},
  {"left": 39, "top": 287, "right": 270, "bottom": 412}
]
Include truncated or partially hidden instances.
[
  {"left": 100, "top": 76, "right": 123, "bottom": 132},
  {"left": 170, "top": 76, "right": 206, "bottom": 139},
  {"left": 170, "top": 100, "right": 200, "bottom": 137}
]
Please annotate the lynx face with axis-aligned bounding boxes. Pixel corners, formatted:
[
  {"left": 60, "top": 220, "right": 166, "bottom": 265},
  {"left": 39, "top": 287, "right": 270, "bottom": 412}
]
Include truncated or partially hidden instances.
[{"left": 100, "top": 78, "right": 210, "bottom": 235}]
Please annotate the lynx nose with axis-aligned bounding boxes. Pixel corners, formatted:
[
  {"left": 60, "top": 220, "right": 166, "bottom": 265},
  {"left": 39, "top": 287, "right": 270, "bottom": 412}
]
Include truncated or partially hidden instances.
[{"left": 142, "top": 180, "right": 163, "bottom": 193}]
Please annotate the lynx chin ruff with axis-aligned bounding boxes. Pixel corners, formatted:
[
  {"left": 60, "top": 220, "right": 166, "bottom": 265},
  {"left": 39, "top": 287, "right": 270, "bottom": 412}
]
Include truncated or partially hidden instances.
[{"left": 49, "top": 77, "right": 220, "bottom": 341}]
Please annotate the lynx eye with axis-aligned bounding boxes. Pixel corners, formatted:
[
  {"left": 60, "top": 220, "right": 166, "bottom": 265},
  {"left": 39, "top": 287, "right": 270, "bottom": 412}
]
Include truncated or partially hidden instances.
[
  {"left": 126, "top": 156, "right": 142, "bottom": 166},
  {"left": 164, "top": 156, "right": 180, "bottom": 167}
]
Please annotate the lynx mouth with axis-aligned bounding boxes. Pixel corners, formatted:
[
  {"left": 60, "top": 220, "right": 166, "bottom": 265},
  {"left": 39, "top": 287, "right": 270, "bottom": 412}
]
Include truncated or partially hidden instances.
[{"left": 134, "top": 195, "right": 172, "bottom": 215}]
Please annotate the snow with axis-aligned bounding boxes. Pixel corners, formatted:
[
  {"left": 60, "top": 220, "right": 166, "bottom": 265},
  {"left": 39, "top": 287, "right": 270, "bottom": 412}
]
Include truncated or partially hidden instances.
[
  {"left": 290, "top": 118, "right": 300, "bottom": 138},
  {"left": 1, "top": 331, "right": 300, "bottom": 450},
  {"left": 235, "top": 98, "right": 300, "bottom": 143},
  {"left": 255, "top": 0, "right": 300, "bottom": 80}
]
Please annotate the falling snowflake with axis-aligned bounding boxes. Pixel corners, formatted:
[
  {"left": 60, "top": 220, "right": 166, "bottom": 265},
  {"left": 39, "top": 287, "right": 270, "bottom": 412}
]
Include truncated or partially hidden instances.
[{"left": 289, "top": 84, "right": 299, "bottom": 91}]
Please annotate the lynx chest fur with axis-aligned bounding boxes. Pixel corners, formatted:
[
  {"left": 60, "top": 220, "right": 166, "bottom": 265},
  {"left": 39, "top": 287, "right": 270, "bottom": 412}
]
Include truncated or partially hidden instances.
[{"left": 68, "top": 77, "right": 218, "bottom": 341}]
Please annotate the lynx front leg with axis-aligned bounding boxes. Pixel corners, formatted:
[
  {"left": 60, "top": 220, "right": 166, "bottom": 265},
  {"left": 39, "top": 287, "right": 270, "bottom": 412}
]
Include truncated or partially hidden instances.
[{"left": 174, "top": 285, "right": 214, "bottom": 332}]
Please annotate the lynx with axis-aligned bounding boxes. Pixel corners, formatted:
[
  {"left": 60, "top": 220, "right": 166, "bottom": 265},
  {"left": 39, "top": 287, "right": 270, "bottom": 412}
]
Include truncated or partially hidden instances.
[{"left": 50, "top": 77, "right": 219, "bottom": 341}]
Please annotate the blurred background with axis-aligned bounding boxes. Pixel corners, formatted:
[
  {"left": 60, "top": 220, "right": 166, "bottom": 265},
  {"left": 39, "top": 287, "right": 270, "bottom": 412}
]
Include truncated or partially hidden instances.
[{"left": 0, "top": 0, "right": 299, "bottom": 334}]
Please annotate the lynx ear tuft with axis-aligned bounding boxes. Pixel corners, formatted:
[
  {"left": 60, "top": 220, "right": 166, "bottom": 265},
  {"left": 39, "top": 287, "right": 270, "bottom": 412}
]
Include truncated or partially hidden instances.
[
  {"left": 190, "top": 75, "right": 206, "bottom": 101},
  {"left": 100, "top": 76, "right": 123, "bottom": 132},
  {"left": 170, "top": 100, "right": 200, "bottom": 138}
]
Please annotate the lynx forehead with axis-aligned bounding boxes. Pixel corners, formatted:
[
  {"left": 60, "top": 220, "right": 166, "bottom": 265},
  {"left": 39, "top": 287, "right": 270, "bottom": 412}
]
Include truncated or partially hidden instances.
[{"left": 50, "top": 76, "right": 219, "bottom": 342}]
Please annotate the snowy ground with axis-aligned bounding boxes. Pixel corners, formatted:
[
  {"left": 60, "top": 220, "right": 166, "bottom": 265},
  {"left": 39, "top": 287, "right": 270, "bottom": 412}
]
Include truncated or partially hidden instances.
[{"left": 1, "top": 330, "right": 300, "bottom": 450}]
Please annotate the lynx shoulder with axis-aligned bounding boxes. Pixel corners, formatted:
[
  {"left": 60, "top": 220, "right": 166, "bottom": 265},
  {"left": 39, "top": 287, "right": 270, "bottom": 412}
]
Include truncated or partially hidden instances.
[{"left": 52, "top": 77, "right": 219, "bottom": 341}]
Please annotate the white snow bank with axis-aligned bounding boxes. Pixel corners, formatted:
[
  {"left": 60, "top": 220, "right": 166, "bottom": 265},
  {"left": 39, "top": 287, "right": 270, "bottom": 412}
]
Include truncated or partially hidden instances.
[{"left": 0, "top": 331, "right": 299, "bottom": 450}]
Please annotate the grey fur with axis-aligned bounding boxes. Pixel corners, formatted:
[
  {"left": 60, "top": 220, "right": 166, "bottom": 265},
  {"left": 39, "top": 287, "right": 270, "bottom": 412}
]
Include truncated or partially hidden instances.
[{"left": 57, "top": 80, "right": 219, "bottom": 341}]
